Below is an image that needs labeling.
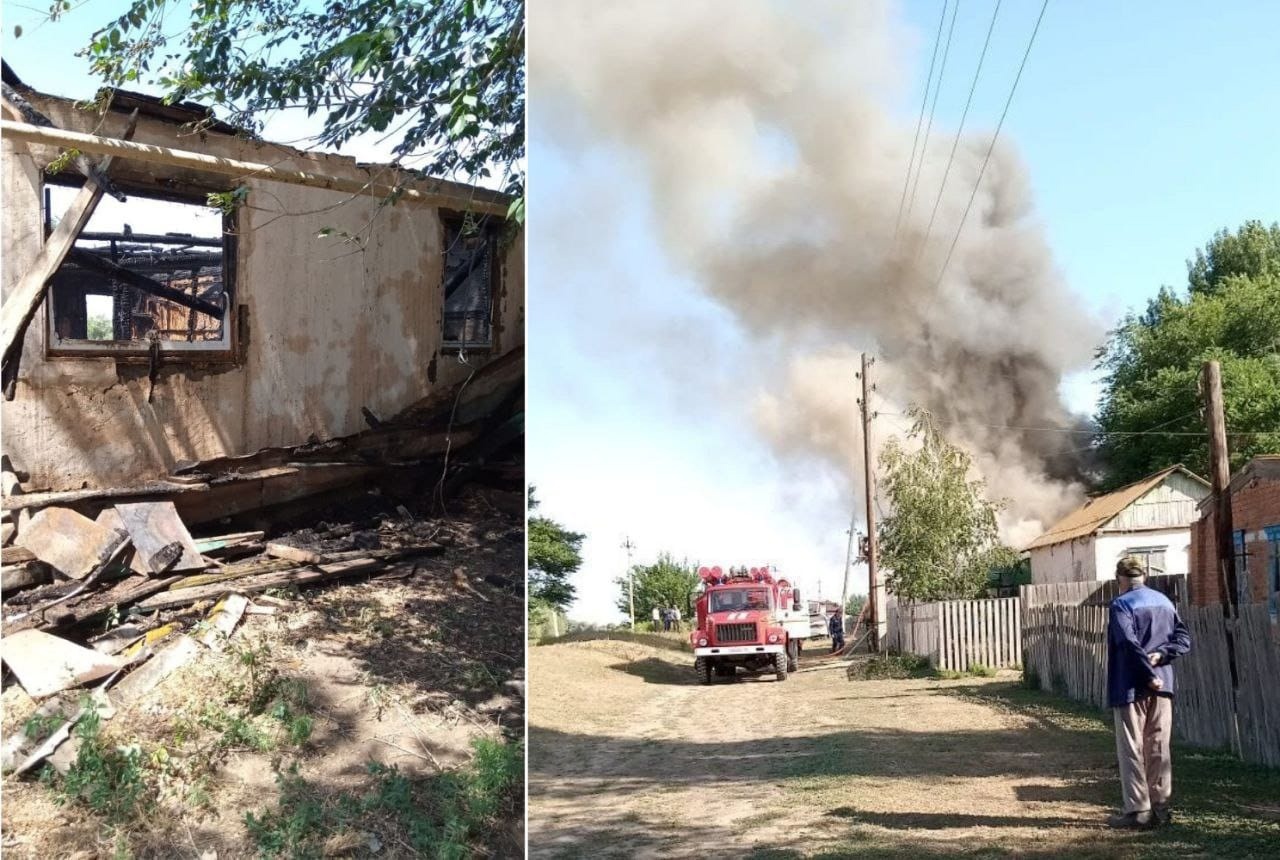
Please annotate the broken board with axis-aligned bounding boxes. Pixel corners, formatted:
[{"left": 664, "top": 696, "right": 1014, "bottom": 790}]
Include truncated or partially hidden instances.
[
  {"left": 17, "top": 507, "right": 124, "bottom": 579},
  {"left": 113, "top": 501, "right": 205, "bottom": 574},
  {"left": 0, "top": 628, "right": 126, "bottom": 697},
  {"left": 96, "top": 508, "right": 149, "bottom": 575}
]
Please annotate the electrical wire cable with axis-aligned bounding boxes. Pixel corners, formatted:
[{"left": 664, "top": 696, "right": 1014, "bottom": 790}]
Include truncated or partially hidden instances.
[
  {"left": 920, "top": 0, "right": 1003, "bottom": 254},
  {"left": 930, "top": 0, "right": 1051, "bottom": 293},
  {"left": 895, "top": 0, "right": 951, "bottom": 240}
]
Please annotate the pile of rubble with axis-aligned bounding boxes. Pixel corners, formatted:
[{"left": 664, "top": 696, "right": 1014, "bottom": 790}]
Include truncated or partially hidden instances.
[{"left": 0, "top": 476, "right": 476, "bottom": 778}]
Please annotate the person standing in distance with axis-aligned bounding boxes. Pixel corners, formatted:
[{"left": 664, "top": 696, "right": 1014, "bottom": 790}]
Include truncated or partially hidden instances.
[{"left": 1106, "top": 556, "right": 1192, "bottom": 829}]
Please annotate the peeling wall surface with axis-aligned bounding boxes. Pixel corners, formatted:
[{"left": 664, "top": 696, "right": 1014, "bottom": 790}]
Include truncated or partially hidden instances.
[{"left": 1, "top": 94, "right": 524, "bottom": 491}]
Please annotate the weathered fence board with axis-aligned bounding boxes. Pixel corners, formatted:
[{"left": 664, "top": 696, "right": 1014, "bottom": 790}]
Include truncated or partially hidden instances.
[
  {"left": 1020, "top": 574, "right": 1185, "bottom": 609},
  {"left": 1022, "top": 599, "right": 1280, "bottom": 768},
  {"left": 888, "top": 597, "right": 1021, "bottom": 672}
]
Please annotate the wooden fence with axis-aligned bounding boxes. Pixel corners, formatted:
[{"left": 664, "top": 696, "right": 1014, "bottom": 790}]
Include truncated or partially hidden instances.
[
  {"left": 1022, "top": 601, "right": 1280, "bottom": 768},
  {"left": 1020, "top": 574, "right": 1186, "bottom": 609},
  {"left": 889, "top": 597, "right": 1021, "bottom": 672}
]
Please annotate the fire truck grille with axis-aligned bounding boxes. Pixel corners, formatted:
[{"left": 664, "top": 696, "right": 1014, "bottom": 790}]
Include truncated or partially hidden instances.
[{"left": 716, "top": 622, "right": 757, "bottom": 644}]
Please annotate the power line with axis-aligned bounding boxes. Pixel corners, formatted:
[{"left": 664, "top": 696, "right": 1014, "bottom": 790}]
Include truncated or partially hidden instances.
[
  {"left": 878, "top": 411, "right": 1277, "bottom": 437},
  {"left": 920, "top": 0, "right": 1003, "bottom": 254},
  {"left": 894, "top": 0, "right": 950, "bottom": 240},
  {"left": 904, "top": 0, "right": 961, "bottom": 232},
  {"left": 931, "top": 0, "right": 1051, "bottom": 293}
]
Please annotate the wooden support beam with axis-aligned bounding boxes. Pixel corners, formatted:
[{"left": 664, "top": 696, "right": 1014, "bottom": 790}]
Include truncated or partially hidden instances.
[
  {"left": 0, "top": 119, "right": 510, "bottom": 215},
  {"left": 65, "top": 247, "right": 225, "bottom": 318},
  {"left": 0, "top": 111, "right": 139, "bottom": 392}
]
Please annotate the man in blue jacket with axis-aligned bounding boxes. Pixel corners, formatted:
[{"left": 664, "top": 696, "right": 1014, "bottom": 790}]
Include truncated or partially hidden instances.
[{"left": 1106, "top": 556, "right": 1192, "bottom": 829}]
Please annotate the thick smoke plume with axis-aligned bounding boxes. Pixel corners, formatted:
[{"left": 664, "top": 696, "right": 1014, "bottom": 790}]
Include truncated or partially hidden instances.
[{"left": 533, "top": 0, "right": 1102, "bottom": 545}]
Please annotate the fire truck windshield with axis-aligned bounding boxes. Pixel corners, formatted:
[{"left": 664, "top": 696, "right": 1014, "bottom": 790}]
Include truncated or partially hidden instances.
[{"left": 709, "top": 588, "right": 772, "bottom": 613}]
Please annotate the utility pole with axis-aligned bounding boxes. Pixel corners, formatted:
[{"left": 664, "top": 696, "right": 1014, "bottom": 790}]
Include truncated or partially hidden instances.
[
  {"left": 1202, "top": 359, "right": 1241, "bottom": 732},
  {"left": 1202, "top": 360, "right": 1239, "bottom": 615},
  {"left": 839, "top": 511, "right": 857, "bottom": 618},
  {"left": 622, "top": 536, "right": 637, "bottom": 631},
  {"left": 857, "top": 352, "right": 884, "bottom": 653}
]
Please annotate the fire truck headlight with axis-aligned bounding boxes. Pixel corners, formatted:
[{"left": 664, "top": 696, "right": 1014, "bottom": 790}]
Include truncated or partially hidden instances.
[
  {"left": 767, "top": 633, "right": 780, "bottom": 643},
  {"left": 697, "top": 637, "right": 709, "bottom": 647}
]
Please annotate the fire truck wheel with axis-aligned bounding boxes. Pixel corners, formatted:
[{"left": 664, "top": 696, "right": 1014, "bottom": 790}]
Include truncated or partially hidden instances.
[
  {"left": 786, "top": 640, "right": 799, "bottom": 673},
  {"left": 694, "top": 657, "right": 712, "bottom": 685},
  {"left": 774, "top": 651, "right": 788, "bottom": 681}
]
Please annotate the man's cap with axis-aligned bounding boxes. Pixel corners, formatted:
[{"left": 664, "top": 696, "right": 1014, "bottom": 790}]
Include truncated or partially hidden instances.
[{"left": 1116, "top": 556, "right": 1146, "bottom": 578}]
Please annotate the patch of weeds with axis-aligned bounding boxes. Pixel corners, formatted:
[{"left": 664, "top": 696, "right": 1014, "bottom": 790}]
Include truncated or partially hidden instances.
[
  {"left": 244, "top": 736, "right": 523, "bottom": 859},
  {"left": 244, "top": 768, "right": 327, "bottom": 858},
  {"left": 935, "top": 668, "right": 964, "bottom": 680},
  {"left": 199, "top": 704, "right": 274, "bottom": 753},
  {"left": 355, "top": 605, "right": 395, "bottom": 638},
  {"left": 849, "top": 654, "right": 932, "bottom": 680},
  {"left": 968, "top": 663, "right": 997, "bottom": 677},
  {"left": 44, "top": 703, "right": 152, "bottom": 826},
  {"left": 23, "top": 711, "right": 66, "bottom": 742}
]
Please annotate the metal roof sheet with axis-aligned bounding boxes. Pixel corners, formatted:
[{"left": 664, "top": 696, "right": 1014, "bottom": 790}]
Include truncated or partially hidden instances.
[{"left": 1024, "top": 465, "right": 1208, "bottom": 551}]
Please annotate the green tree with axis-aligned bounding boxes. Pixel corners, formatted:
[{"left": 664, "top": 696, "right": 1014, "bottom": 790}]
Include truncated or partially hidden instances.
[
  {"left": 844, "top": 593, "right": 867, "bottom": 620},
  {"left": 85, "top": 315, "right": 113, "bottom": 340},
  {"left": 614, "top": 553, "right": 700, "bottom": 629},
  {"left": 878, "top": 409, "right": 1015, "bottom": 602},
  {"left": 39, "top": 0, "right": 525, "bottom": 211},
  {"left": 527, "top": 489, "right": 582, "bottom": 617},
  {"left": 1095, "top": 221, "right": 1280, "bottom": 488}
]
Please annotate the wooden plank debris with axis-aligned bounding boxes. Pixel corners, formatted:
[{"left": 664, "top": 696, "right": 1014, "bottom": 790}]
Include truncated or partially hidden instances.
[
  {"left": 1, "top": 545, "right": 35, "bottom": 565},
  {"left": 114, "top": 501, "right": 205, "bottom": 574},
  {"left": 264, "top": 542, "right": 324, "bottom": 565},
  {"left": 193, "top": 531, "right": 266, "bottom": 555},
  {"left": 0, "top": 628, "right": 127, "bottom": 697},
  {"left": 1, "top": 521, "right": 14, "bottom": 546},
  {"left": 1, "top": 561, "right": 52, "bottom": 592},
  {"left": 96, "top": 508, "right": 150, "bottom": 574},
  {"left": 17, "top": 507, "right": 125, "bottom": 579},
  {"left": 196, "top": 594, "right": 248, "bottom": 648},
  {"left": 138, "top": 557, "right": 384, "bottom": 610},
  {"left": 0, "top": 112, "right": 138, "bottom": 393}
]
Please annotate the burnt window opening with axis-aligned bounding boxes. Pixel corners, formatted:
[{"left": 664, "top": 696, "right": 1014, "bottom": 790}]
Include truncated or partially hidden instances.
[
  {"left": 441, "top": 213, "right": 497, "bottom": 350},
  {"left": 44, "top": 181, "right": 235, "bottom": 355}
]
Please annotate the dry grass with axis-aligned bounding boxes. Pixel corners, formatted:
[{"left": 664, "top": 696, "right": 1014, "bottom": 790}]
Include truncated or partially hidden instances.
[
  {"left": 528, "top": 638, "right": 1280, "bottom": 859},
  {"left": 2, "top": 489, "right": 525, "bottom": 860}
]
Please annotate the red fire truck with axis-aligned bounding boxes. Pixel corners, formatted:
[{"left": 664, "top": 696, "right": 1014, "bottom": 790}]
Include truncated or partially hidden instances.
[{"left": 689, "top": 565, "right": 811, "bottom": 683}]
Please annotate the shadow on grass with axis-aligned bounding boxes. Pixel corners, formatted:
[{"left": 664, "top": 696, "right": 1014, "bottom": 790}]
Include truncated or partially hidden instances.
[{"left": 608, "top": 657, "right": 696, "bottom": 686}]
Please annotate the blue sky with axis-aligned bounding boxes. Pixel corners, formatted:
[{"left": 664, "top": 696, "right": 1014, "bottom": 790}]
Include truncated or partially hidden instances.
[{"left": 529, "top": 1, "right": 1280, "bottom": 623}]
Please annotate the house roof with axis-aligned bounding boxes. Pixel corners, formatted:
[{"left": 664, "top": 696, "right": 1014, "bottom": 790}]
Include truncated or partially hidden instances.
[
  {"left": 1196, "top": 454, "right": 1280, "bottom": 511},
  {"left": 1025, "top": 465, "right": 1210, "bottom": 551}
]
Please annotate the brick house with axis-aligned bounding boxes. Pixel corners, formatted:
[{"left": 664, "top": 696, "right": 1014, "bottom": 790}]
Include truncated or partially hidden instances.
[{"left": 1188, "top": 455, "right": 1280, "bottom": 611}]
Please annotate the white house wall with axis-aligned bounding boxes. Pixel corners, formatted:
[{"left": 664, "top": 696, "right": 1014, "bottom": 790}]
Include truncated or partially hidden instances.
[
  {"left": 1029, "top": 537, "right": 1097, "bottom": 584},
  {"left": 1, "top": 96, "right": 524, "bottom": 491},
  {"left": 1093, "top": 529, "right": 1192, "bottom": 581},
  {"left": 1102, "top": 473, "right": 1208, "bottom": 532}
]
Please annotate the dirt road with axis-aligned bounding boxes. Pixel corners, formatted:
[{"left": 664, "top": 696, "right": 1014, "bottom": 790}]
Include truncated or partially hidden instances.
[{"left": 528, "top": 637, "right": 1278, "bottom": 858}]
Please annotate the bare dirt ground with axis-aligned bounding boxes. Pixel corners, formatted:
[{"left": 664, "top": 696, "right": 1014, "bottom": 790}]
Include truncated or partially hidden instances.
[
  {"left": 2, "top": 486, "right": 525, "bottom": 860},
  {"left": 528, "top": 638, "right": 1280, "bottom": 859}
]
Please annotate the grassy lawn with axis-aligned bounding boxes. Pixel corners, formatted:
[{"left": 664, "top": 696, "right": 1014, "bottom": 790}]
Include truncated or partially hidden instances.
[{"left": 777, "top": 681, "right": 1280, "bottom": 859}]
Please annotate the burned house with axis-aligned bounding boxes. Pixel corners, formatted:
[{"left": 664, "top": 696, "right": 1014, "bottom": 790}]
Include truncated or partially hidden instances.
[{"left": 1, "top": 78, "right": 523, "bottom": 520}]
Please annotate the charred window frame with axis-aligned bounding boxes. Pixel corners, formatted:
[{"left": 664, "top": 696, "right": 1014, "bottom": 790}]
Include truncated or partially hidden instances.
[
  {"left": 440, "top": 211, "right": 498, "bottom": 351},
  {"left": 42, "top": 176, "right": 238, "bottom": 361}
]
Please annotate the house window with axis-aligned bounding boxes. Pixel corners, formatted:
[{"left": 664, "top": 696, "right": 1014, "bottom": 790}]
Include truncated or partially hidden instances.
[
  {"left": 1124, "top": 546, "right": 1167, "bottom": 575},
  {"left": 1233, "top": 530, "right": 1249, "bottom": 605},
  {"left": 43, "top": 181, "right": 235, "bottom": 356},
  {"left": 441, "top": 213, "right": 496, "bottom": 350}
]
